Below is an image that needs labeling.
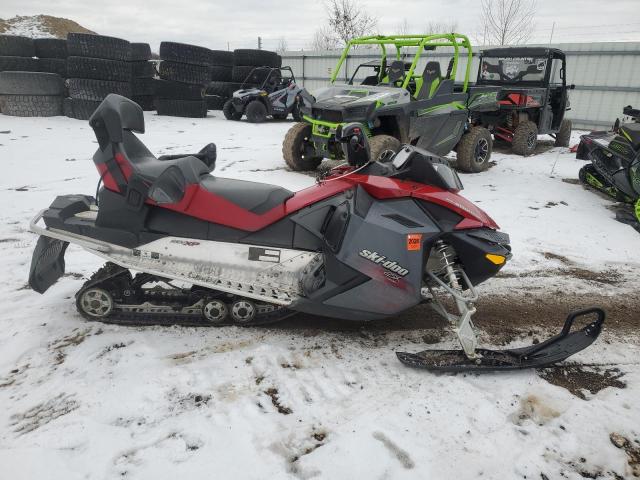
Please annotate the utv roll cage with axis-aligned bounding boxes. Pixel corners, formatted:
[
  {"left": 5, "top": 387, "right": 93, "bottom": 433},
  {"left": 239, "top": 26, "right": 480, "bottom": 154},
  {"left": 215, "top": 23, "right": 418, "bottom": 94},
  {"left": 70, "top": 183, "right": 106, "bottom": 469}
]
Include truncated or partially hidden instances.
[
  {"left": 240, "top": 66, "right": 296, "bottom": 92},
  {"left": 330, "top": 34, "right": 474, "bottom": 95}
]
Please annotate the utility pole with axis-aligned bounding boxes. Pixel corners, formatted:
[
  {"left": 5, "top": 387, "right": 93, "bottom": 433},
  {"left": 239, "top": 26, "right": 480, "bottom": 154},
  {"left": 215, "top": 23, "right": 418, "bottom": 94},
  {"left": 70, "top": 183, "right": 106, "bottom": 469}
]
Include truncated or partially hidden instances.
[
  {"left": 258, "top": 37, "right": 262, "bottom": 50},
  {"left": 227, "top": 41, "right": 230, "bottom": 51}
]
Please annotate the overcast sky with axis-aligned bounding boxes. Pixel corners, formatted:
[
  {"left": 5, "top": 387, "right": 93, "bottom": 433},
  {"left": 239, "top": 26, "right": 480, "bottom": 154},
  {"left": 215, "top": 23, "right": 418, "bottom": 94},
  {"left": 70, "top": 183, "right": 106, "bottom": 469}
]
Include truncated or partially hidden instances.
[{"left": 1, "top": 0, "right": 639, "bottom": 51}]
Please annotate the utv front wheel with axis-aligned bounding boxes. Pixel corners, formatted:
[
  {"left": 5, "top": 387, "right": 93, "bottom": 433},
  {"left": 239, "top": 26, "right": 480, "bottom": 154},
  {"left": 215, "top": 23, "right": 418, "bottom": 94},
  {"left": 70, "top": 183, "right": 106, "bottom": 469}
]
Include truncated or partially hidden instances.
[
  {"left": 456, "top": 126, "right": 492, "bottom": 173},
  {"left": 245, "top": 100, "right": 267, "bottom": 123},
  {"left": 282, "top": 122, "right": 322, "bottom": 171},
  {"left": 291, "top": 101, "right": 302, "bottom": 122},
  {"left": 554, "top": 118, "right": 572, "bottom": 147},
  {"left": 222, "top": 99, "right": 241, "bottom": 120},
  {"left": 369, "top": 135, "right": 401, "bottom": 162},
  {"left": 512, "top": 121, "right": 538, "bottom": 156}
]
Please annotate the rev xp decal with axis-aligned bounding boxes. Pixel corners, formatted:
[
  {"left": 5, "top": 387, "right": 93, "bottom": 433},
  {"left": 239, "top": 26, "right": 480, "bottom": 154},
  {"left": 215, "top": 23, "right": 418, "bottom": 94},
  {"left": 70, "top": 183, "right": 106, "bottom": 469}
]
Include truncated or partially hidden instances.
[{"left": 359, "top": 249, "right": 409, "bottom": 277}]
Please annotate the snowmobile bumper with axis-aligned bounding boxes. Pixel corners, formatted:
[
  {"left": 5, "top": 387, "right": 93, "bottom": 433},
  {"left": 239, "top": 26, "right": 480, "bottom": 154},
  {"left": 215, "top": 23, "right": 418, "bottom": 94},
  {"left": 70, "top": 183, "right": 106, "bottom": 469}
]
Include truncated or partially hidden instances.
[{"left": 396, "top": 307, "right": 605, "bottom": 372}]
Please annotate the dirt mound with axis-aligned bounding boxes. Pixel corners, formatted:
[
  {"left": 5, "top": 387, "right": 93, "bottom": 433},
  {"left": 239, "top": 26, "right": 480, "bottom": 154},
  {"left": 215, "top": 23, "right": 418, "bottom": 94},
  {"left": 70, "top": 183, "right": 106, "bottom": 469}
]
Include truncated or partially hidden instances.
[{"left": 0, "top": 15, "right": 95, "bottom": 38}]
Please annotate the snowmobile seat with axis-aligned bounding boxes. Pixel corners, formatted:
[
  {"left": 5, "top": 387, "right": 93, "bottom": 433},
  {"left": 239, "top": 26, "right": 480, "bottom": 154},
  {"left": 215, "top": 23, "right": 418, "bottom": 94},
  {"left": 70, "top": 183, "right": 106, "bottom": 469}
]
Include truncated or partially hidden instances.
[
  {"left": 90, "top": 94, "right": 294, "bottom": 218},
  {"left": 620, "top": 123, "right": 640, "bottom": 150}
]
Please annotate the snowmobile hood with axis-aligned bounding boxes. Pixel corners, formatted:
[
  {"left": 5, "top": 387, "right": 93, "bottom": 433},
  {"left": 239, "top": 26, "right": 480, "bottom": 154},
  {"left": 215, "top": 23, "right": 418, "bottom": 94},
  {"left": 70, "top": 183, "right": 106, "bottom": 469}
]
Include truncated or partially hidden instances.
[{"left": 313, "top": 84, "right": 410, "bottom": 110}]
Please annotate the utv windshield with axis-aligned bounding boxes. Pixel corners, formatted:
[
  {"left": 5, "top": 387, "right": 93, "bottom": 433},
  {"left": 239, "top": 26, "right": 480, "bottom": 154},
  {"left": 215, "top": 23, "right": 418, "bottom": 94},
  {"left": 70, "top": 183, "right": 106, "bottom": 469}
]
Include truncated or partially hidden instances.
[{"left": 479, "top": 56, "right": 548, "bottom": 83}]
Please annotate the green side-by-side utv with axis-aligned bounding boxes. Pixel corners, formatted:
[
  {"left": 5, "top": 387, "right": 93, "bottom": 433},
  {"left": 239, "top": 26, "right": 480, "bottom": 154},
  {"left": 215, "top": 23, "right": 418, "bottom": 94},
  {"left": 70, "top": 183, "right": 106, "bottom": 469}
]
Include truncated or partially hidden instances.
[{"left": 282, "top": 34, "right": 500, "bottom": 173}]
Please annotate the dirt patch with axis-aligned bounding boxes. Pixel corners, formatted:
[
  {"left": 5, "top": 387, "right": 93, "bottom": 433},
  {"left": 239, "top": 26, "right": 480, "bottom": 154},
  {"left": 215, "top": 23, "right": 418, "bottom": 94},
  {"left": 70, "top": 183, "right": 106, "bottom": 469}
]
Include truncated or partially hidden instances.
[
  {"left": 372, "top": 431, "right": 415, "bottom": 469},
  {"left": 510, "top": 394, "right": 561, "bottom": 426},
  {"left": 610, "top": 433, "right": 640, "bottom": 477},
  {"left": 538, "top": 366, "right": 626, "bottom": 400},
  {"left": 10, "top": 393, "right": 79, "bottom": 435},
  {"left": 264, "top": 388, "right": 292, "bottom": 415},
  {"left": 49, "top": 328, "right": 91, "bottom": 365}
]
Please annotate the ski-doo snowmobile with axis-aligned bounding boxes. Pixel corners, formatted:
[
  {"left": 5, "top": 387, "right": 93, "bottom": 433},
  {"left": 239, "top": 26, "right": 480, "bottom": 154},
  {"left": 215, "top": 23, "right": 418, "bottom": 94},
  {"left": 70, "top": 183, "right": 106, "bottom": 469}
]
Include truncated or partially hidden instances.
[
  {"left": 576, "top": 105, "right": 640, "bottom": 230},
  {"left": 28, "top": 94, "right": 605, "bottom": 371}
]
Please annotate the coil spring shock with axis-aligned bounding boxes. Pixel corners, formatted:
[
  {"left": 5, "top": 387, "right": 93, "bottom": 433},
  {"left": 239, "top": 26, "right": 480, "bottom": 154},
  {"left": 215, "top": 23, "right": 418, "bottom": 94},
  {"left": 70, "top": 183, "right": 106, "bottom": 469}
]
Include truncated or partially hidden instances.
[{"left": 434, "top": 241, "right": 462, "bottom": 291}]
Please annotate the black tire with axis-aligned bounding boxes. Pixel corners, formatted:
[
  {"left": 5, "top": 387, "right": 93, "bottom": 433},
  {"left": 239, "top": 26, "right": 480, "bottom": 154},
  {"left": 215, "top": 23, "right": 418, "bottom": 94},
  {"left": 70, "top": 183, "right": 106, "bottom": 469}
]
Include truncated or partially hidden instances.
[
  {"left": 232, "top": 65, "right": 269, "bottom": 83},
  {"left": 36, "top": 58, "right": 67, "bottom": 77},
  {"left": 0, "top": 71, "right": 65, "bottom": 95},
  {"left": 210, "top": 50, "right": 234, "bottom": 67},
  {"left": 34, "top": 38, "right": 67, "bottom": 59},
  {"left": 159, "top": 61, "right": 209, "bottom": 85},
  {"left": 272, "top": 113, "right": 288, "bottom": 120},
  {"left": 512, "top": 121, "right": 538, "bottom": 156},
  {"left": 130, "top": 43, "right": 151, "bottom": 61},
  {"left": 206, "top": 95, "right": 225, "bottom": 110},
  {"left": 223, "top": 98, "right": 242, "bottom": 120},
  {"left": 63, "top": 97, "right": 101, "bottom": 120},
  {"left": 233, "top": 49, "right": 279, "bottom": 67},
  {"left": 210, "top": 65, "right": 232, "bottom": 82},
  {"left": 0, "top": 94, "right": 62, "bottom": 117},
  {"left": 160, "top": 42, "right": 216, "bottom": 66},
  {"left": 0, "top": 56, "right": 39, "bottom": 72},
  {"left": 455, "top": 126, "right": 493, "bottom": 173},
  {"left": 67, "top": 56, "right": 132, "bottom": 82},
  {"left": 67, "top": 33, "right": 131, "bottom": 61},
  {"left": 153, "top": 79, "right": 205, "bottom": 100},
  {"left": 245, "top": 100, "right": 267, "bottom": 123},
  {"left": 66, "top": 78, "right": 132, "bottom": 101},
  {"left": 156, "top": 98, "right": 207, "bottom": 118},
  {"left": 133, "top": 95, "right": 155, "bottom": 111},
  {"left": 368, "top": 135, "right": 402, "bottom": 162},
  {"left": 282, "top": 122, "right": 322, "bottom": 171},
  {"left": 206, "top": 81, "right": 243, "bottom": 98},
  {"left": 132, "top": 77, "right": 154, "bottom": 96},
  {"left": 131, "top": 61, "right": 155, "bottom": 78},
  {"left": 0, "top": 35, "right": 35, "bottom": 57},
  {"left": 554, "top": 118, "right": 572, "bottom": 147}
]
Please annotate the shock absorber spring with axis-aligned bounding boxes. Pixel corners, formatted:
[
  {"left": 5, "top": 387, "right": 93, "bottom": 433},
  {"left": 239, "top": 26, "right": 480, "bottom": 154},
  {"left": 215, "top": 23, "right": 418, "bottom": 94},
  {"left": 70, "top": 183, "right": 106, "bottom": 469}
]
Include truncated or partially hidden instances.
[{"left": 434, "top": 240, "right": 462, "bottom": 291}]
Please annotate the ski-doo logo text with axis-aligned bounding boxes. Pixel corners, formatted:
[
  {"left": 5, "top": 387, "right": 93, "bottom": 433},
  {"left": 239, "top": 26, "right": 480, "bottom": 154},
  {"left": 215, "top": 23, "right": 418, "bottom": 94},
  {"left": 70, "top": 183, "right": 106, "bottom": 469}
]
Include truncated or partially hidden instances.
[{"left": 359, "top": 250, "right": 409, "bottom": 277}]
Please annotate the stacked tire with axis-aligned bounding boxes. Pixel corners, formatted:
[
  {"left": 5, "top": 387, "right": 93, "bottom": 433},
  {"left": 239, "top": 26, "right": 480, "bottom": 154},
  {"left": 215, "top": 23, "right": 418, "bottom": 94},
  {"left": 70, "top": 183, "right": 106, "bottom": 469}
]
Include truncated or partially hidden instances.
[
  {"left": 129, "top": 42, "right": 155, "bottom": 111},
  {"left": 0, "top": 71, "right": 65, "bottom": 116},
  {"left": 0, "top": 35, "right": 39, "bottom": 75},
  {"left": 34, "top": 38, "right": 68, "bottom": 78},
  {"left": 155, "top": 42, "right": 213, "bottom": 117},
  {"left": 206, "top": 49, "right": 281, "bottom": 111},
  {"left": 64, "top": 33, "right": 133, "bottom": 120}
]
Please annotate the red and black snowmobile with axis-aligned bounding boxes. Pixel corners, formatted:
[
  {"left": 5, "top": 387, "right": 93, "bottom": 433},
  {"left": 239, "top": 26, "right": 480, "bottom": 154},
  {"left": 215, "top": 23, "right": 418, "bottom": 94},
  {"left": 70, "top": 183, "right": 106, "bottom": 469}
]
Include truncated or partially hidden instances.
[{"left": 27, "top": 94, "right": 604, "bottom": 371}]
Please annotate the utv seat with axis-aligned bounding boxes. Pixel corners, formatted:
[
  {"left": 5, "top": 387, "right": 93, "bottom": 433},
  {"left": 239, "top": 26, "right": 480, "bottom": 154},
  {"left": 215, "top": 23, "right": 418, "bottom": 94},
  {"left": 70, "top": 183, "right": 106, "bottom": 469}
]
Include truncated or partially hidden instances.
[
  {"left": 90, "top": 94, "right": 294, "bottom": 218},
  {"left": 415, "top": 61, "right": 442, "bottom": 100},
  {"left": 378, "top": 60, "right": 405, "bottom": 86},
  {"left": 620, "top": 123, "right": 640, "bottom": 150}
]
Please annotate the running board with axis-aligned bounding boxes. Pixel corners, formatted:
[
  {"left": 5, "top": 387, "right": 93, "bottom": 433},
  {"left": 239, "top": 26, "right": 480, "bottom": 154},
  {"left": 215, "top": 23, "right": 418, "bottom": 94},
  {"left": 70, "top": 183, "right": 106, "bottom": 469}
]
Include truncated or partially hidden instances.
[
  {"left": 28, "top": 210, "right": 320, "bottom": 305},
  {"left": 396, "top": 308, "right": 605, "bottom": 372}
]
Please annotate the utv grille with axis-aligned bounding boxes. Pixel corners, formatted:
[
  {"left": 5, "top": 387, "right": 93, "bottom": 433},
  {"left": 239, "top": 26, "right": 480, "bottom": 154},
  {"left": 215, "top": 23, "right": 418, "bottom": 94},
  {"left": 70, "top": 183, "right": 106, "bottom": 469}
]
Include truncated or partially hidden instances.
[{"left": 312, "top": 108, "right": 343, "bottom": 123}]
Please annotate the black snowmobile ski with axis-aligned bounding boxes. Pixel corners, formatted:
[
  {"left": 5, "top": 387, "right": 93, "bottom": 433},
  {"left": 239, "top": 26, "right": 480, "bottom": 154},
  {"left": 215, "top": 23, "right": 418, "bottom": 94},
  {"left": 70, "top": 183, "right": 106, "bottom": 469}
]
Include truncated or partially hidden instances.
[{"left": 396, "top": 308, "right": 605, "bottom": 372}]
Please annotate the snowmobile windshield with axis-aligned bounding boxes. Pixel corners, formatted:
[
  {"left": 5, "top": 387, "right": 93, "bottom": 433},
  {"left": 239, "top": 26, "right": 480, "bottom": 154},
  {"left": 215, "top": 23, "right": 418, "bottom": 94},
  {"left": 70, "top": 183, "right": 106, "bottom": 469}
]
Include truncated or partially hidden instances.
[
  {"left": 480, "top": 56, "right": 548, "bottom": 84},
  {"left": 391, "top": 147, "right": 464, "bottom": 191}
]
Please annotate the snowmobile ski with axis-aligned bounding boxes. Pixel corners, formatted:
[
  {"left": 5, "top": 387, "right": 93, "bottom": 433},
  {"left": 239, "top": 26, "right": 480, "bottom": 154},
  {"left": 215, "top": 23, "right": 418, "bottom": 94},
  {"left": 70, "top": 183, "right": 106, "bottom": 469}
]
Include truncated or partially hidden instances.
[{"left": 396, "top": 307, "right": 605, "bottom": 372}]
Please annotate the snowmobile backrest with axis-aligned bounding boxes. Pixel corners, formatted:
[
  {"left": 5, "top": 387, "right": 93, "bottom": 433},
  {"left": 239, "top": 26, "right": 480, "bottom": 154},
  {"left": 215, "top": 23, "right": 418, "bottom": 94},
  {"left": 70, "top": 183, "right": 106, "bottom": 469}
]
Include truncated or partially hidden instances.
[{"left": 89, "top": 94, "right": 145, "bottom": 151}]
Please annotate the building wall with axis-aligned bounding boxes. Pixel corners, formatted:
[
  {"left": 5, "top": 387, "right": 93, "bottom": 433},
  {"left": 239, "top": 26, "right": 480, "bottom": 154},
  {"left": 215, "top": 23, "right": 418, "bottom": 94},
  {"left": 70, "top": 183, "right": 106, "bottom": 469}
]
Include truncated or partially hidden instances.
[{"left": 281, "top": 42, "right": 640, "bottom": 130}]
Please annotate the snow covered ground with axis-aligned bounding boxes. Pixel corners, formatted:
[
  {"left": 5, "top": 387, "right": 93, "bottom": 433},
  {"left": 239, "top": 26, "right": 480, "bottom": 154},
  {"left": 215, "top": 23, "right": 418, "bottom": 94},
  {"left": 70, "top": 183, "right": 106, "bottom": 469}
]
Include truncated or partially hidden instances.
[{"left": 0, "top": 112, "right": 638, "bottom": 479}]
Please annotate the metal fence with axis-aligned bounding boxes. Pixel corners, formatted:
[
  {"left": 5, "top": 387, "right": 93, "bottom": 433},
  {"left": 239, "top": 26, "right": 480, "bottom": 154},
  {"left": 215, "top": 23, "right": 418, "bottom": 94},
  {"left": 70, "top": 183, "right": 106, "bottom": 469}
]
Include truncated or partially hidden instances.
[{"left": 281, "top": 41, "right": 640, "bottom": 130}]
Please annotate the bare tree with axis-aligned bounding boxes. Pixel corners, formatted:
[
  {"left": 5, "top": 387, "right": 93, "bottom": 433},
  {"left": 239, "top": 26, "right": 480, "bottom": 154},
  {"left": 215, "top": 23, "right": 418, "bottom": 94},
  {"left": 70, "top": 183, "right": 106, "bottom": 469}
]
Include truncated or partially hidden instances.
[
  {"left": 276, "top": 37, "right": 289, "bottom": 54},
  {"left": 309, "top": 26, "right": 340, "bottom": 51},
  {"left": 479, "top": 0, "right": 536, "bottom": 45},
  {"left": 325, "top": 0, "right": 378, "bottom": 46},
  {"left": 396, "top": 18, "right": 411, "bottom": 36},
  {"left": 424, "top": 20, "right": 459, "bottom": 34}
]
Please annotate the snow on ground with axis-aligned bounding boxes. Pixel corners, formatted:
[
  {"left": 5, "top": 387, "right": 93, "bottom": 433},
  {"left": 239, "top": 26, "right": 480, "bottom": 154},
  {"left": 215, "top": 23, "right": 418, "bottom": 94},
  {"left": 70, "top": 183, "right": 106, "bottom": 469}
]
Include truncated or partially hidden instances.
[{"left": 0, "top": 112, "right": 639, "bottom": 479}]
